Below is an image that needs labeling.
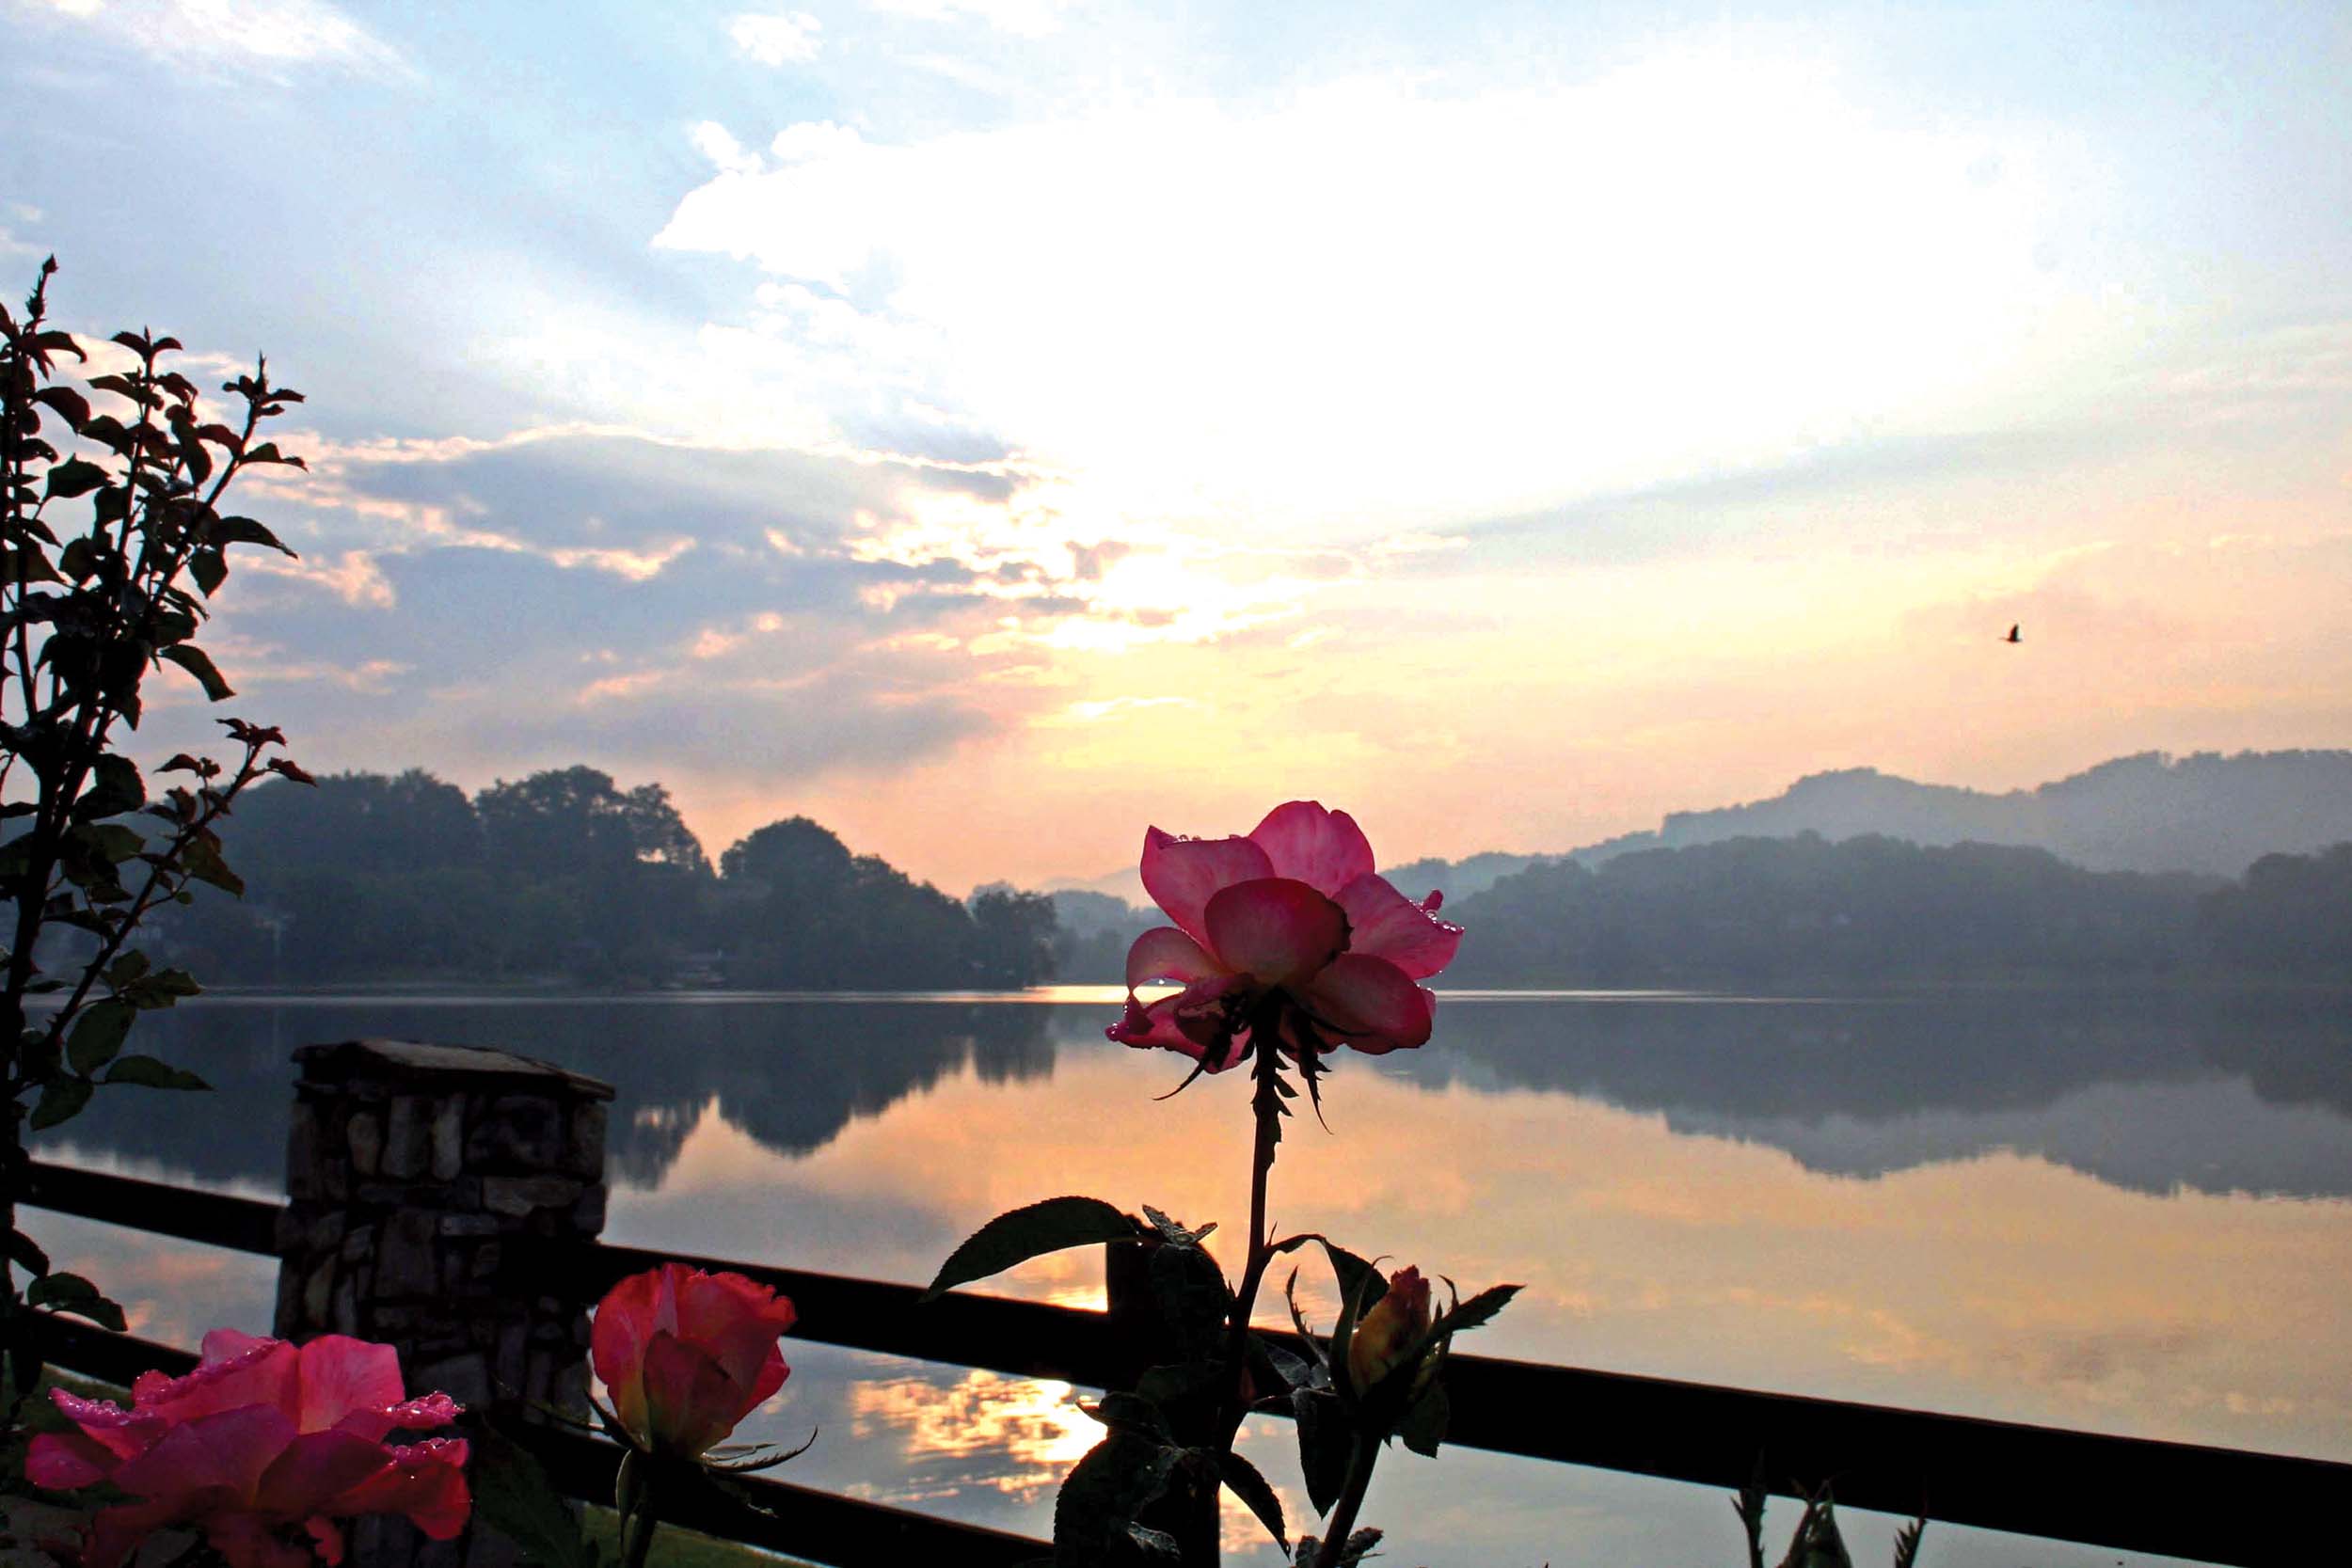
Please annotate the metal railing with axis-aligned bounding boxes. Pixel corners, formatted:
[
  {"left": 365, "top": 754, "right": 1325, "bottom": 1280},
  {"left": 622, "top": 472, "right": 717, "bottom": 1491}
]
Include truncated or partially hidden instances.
[{"left": 23, "top": 1160, "right": 2347, "bottom": 1567}]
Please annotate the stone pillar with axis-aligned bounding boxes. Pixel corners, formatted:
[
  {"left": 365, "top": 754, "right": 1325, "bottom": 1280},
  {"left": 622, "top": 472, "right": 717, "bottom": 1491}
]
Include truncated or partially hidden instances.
[{"left": 275, "top": 1040, "right": 613, "bottom": 1566}]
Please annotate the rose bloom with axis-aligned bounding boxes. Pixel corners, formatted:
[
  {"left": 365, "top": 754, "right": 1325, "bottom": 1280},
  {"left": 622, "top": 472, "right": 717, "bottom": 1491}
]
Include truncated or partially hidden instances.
[
  {"left": 1108, "top": 801, "right": 1462, "bottom": 1071},
  {"left": 591, "top": 1263, "right": 797, "bottom": 1458},
  {"left": 1345, "top": 1266, "right": 1435, "bottom": 1396},
  {"left": 25, "top": 1330, "right": 469, "bottom": 1568}
]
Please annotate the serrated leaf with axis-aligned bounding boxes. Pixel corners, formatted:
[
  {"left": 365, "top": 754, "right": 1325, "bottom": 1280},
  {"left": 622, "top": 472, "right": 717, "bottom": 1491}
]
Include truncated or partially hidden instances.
[
  {"left": 103, "top": 1054, "right": 209, "bottom": 1090},
  {"left": 1088, "top": 1392, "right": 1171, "bottom": 1441},
  {"left": 159, "top": 642, "right": 234, "bottom": 701},
  {"left": 1150, "top": 1235, "right": 1233, "bottom": 1363},
  {"left": 29, "top": 1075, "right": 92, "bottom": 1130},
  {"left": 1054, "top": 1432, "right": 1177, "bottom": 1568},
  {"left": 27, "top": 1272, "right": 127, "bottom": 1331},
  {"left": 67, "top": 998, "right": 135, "bottom": 1074},
  {"left": 925, "top": 1196, "right": 1139, "bottom": 1300},
  {"left": 1432, "top": 1283, "right": 1520, "bottom": 1339},
  {"left": 1216, "top": 1450, "right": 1288, "bottom": 1556},
  {"left": 1292, "top": 1388, "right": 1354, "bottom": 1517},
  {"left": 1398, "top": 1378, "right": 1449, "bottom": 1458}
]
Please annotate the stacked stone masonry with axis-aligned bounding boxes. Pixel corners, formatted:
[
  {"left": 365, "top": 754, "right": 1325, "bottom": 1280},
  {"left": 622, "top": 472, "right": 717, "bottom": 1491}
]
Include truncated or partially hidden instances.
[{"left": 273, "top": 1039, "right": 615, "bottom": 1568}]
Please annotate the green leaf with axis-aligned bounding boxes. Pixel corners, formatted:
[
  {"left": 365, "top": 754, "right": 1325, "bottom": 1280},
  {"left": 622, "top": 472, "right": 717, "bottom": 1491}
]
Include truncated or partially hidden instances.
[
  {"left": 72, "top": 754, "right": 146, "bottom": 820},
  {"left": 27, "top": 1272, "right": 126, "bottom": 1332},
  {"left": 160, "top": 642, "right": 234, "bottom": 701},
  {"left": 1432, "top": 1283, "right": 1520, "bottom": 1339},
  {"left": 103, "top": 1055, "right": 209, "bottom": 1090},
  {"left": 106, "top": 950, "right": 151, "bottom": 987},
  {"left": 189, "top": 546, "right": 228, "bottom": 596},
  {"left": 1216, "top": 1450, "right": 1288, "bottom": 1556},
  {"left": 1291, "top": 1387, "right": 1355, "bottom": 1517},
  {"left": 181, "top": 834, "right": 244, "bottom": 896},
  {"left": 925, "top": 1196, "right": 1140, "bottom": 1300},
  {"left": 67, "top": 998, "right": 135, "bottom": 1075},
  {"left": 467, "top": 1423, "right": 599, "bottom": 1568},
  {"left": 43, "top": 457, "right": 106, "bottom": 499},
  {"left": 120, "top": 966, "right": 202, "bottom": 1009},
  {"left": 1397, "top": 1378, "right": 1449, "bottom": 1458},
  {"left": 1150, "top": 1236, "right": 1233, "bottom": 1363},
  {"left": 212, "top": 515, "right": 295, "bottom": 556},
  {"left": 68, "top": 820, "right": 145, "bottom": 863},
  {"left": 4, "top": 1227, "right": 53, "bottom": 1278},
  {"left": 1053, "top": 1432, "right": 1177, "bottom": 1568},
  {"left": 1087, "top": 1393, "right": 1171, "bottom": 1441},
  {"left": 29, "top": 1075, "right": 92, "bottom": 1130}
]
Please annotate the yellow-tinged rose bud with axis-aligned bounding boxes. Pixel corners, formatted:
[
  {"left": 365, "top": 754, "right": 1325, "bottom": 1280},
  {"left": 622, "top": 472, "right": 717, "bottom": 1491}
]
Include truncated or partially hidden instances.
[{"left": 1346, "top": 1265, "right": 1433, "bottom": 1395}]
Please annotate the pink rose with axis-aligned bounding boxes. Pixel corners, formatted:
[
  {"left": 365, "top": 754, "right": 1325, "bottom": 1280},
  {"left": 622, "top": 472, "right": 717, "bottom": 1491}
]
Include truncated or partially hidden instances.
[
  {"left": 1107, "top": 801, "right": 1462, "bottom": 1070},
  {"left": 590, "top": 1264, "right": 796, "bottom": 1458},
  {"left": 24, "top": 1330, "right": 468, "bottom": 1568}
]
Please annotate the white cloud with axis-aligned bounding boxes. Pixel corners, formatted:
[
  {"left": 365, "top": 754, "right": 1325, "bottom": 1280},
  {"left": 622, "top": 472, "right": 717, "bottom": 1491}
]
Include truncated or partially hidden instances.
[
  {"left": 866, "top": 0, "right": 1086, "bottom": 38},
  {"left": 20, "top": 0, "right": 407, "bottom": 78},
  {"left": 658, "top": 53, "right": 2109, "bottom": 535},
  {"left": 728, "top": 10, "right": 821, "bottom": 66}
]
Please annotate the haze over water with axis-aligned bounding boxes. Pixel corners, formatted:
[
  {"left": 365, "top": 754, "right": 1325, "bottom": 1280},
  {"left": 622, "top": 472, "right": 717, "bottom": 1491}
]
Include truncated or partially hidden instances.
[{"left": 28, "top": 985, "right": 2352, "bottom": 1567}]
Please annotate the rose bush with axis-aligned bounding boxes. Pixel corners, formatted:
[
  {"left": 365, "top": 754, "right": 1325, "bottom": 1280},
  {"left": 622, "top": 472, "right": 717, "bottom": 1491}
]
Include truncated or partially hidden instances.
[
  {"left": 24, "top": 1330, "right": 468, "bottom": 1568},
  {"left": 1108, "top": 801, "right": 1462, "bottom": 1071}
]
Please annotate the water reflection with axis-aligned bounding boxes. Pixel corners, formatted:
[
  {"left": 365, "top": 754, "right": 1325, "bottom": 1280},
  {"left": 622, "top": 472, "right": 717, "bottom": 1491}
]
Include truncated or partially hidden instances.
[
  {"left": 24, "top": 984, "right": 2352, "bottom": 1560},
  {"left": 37, "top": 986, "right": 2352, "bottom": 1200}
]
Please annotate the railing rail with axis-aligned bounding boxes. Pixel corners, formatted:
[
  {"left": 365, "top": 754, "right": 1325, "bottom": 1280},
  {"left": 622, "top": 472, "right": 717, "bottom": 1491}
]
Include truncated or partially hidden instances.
[{"left": 24, "top": 1159, "right": 2348, "bottom": 1567}]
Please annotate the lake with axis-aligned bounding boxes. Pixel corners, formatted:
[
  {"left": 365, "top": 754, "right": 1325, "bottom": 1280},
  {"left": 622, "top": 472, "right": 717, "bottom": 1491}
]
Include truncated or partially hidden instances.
[{"left": 25, "top": 985, "right": 2352, "bottom": 1567}]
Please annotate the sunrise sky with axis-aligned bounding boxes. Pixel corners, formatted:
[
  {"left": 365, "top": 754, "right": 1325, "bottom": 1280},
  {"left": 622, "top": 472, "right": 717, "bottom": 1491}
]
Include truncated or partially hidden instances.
[{"left": 4, "top": 0, "right": 2347, "bottom": 892}]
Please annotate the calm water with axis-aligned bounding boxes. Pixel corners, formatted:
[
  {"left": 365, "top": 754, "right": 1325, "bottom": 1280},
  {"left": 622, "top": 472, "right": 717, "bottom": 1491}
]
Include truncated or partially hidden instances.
[{"left": 26, "top": 986, "right": 2352, "bottom": 1567}]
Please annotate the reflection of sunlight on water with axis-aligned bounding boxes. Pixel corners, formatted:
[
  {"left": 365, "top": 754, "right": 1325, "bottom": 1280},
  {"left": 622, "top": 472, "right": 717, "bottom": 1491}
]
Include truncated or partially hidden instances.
[{"left": 849, "top": 1370, "right": 1102, "bottom": 1503}]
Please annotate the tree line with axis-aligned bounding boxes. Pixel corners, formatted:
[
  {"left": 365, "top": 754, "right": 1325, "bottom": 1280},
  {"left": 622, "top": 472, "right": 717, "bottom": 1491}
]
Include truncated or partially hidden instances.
[
  {"left": 153, "top": 768, "right": 2352, "bottom": 990},
  {"left": 1438, "top": 832, "right": 2352, "bottom": 987},
  {"left": 157, "top": 767, "right": 1058, "bottom": 989}
]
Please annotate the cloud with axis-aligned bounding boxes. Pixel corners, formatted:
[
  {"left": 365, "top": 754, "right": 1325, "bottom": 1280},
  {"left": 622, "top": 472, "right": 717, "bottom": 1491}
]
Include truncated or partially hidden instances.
[
  {"left": 865, "top": 0, "right": 1086, "bottom": 37},
  {"left": 728, "top": 10, "right": 821, "bottom": 65},
  {"left": 15, "top": 0, "right": 407, "bottom": 79},
  {"left": 658, "top": 54, "right": 2101, "bottom": 532}
]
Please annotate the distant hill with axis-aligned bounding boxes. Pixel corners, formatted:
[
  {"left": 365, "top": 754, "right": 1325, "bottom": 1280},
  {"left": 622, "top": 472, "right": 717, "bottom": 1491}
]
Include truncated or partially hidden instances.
[{"left": 1565, "top": 750, "right": 2352, "bottom": 877}]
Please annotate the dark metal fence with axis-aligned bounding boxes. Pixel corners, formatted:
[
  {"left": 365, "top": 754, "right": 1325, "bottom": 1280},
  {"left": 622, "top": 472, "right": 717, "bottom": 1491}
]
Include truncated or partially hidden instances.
[{"left": 24, "top": 1159, "right": 2347, "bottom": 1567}]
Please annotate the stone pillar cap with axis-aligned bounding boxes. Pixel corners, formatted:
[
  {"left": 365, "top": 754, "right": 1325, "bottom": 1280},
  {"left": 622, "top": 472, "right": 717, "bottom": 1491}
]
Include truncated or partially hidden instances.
[{"left": 292, "top": 1038, "right": 614, "bottom": 1101}]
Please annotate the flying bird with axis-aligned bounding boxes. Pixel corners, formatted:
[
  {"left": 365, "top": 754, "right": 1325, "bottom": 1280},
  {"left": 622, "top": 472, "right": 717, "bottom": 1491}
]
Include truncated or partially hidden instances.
[{"left": 2003, "top": 624, "right": 2022, "bottom": 643}]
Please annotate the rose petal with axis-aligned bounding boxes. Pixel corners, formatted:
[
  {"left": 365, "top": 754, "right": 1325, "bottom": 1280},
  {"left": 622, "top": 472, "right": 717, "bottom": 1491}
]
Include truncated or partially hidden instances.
[
  {"left": 743, "top": 1345, "right": 792, "bottom": 1414},
  {"left": 1295, "top": 954, "right": 1434, "bottom": 1049},
  {"left": 1106, "top": 992, "right": 1250, "bottom": 1071},
  {"left": 670, "top": 1269, "right": 797, "bottom": 1397},
  {"left": 640, "top": 1332, "right": 744, "bottom": 1457},
  {"left": 1334, "top": 873, "right": 1463, "bottom": 979},
  {"left": 323, "top": 1438, "right": 471, "bottom": 1541},
  {"left": 133, "top": 1336, "right": 298, "bottom": 1427},
  {"left": 1203, "top": 878, "right": 1347, "bottom": 986},
  {"left": 112, "top": 1405, "right": 296, "bottom": 1504},
  {"left": 1122, "top": 927, "right": 1225, "bottom": 990},
  {"left": 591, "top": 1268, "right": 663, "bottom": 1441},
  {"left": 47, "top": 1386, "right": 164, "bottom": 1463},
  {"left": 1139, "top": 829, "right": 1273, "bottom": 947},
  {"left": 1248, "top": 802, "right": 1375, "bottom": 896},
  {"left": 295, "top": 1337, "right": 406, "bottom": 1437},
  {"left": 26, "top": 1428, "right": 121, "bottom": 1489},
  {"left": 255, "top": 1432, "right": 395, "bottom": 1515}
]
